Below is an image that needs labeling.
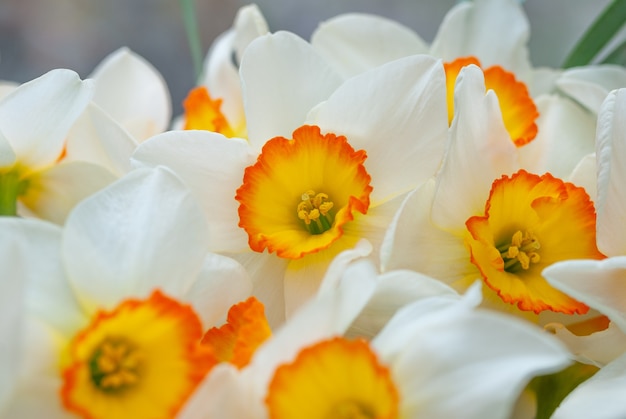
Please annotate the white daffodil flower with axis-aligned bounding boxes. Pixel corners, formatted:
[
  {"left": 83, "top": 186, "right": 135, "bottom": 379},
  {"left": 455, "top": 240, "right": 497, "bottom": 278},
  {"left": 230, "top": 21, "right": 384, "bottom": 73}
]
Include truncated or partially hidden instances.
[
  {"left": 311, "top": 0, "right": 604, "bottom": 179},
  {"left": 132, "top": 31, "right": 449, "bottom": 324},
  {"left": 382, "top": 64, "right": 604, "bottom": 327},
  {"left": 0, "top": 69, "right": 116, "bottom": 223},
  {"left": 181, "top": 267, "right": 570, "bottom": 419},
  {"left": 0, "top": 167, "right": 251, "bottom": 418}
]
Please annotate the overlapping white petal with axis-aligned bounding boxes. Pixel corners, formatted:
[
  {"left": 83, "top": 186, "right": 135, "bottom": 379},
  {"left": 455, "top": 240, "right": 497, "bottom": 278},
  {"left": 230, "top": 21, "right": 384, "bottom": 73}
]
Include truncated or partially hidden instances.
[
  {"left": 89, "top": 47, "right": 171, "bottom": 141},
  {"left": 430, "top": 0, "right": 531, "bottom": 80},
  {"left": 556, "top": 65, "right": 626, "bottom": 114},
  {"left": 595, "top": 89, "right": 626, "bottom": 256},
  {"left": 311, "top": 13, "right": 428, "bottom": 78},
  {"left": 0, "top": 69, "right": 93, "bottom": 169},
  {"left": 240, "top": 31, "right": 343, "bottom": 150},
  {"left": 308, "top": 54, "right": 447, "bottom": 203}
]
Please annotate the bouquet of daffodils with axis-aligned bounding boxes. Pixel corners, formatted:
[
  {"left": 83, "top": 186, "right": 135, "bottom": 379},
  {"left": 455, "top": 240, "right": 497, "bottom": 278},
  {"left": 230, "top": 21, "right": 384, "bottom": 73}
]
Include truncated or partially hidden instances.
[{"left": 1, "top": 1, "right": 626, "bottom": 418}]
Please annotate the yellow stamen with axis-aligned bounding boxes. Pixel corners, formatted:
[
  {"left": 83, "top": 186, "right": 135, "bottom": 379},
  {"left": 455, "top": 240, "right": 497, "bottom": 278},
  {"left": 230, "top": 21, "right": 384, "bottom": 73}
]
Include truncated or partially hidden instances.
[
  {"left": 90, "top": 338, "right": 142, "bottom": 391},
  {"left": 297, "top": 190, "right": 335, "bottom": 234},
  {"left": 498, "top": 230, "right": 541, "bottom": 272}
]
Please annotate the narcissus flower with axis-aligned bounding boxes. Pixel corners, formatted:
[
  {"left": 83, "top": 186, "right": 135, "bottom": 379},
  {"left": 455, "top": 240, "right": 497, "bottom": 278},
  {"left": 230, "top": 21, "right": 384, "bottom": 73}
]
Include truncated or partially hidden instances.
[
  {"left": 184, "top": 273, "right": 571, "bottom": 419},
  {"left": 311, "top": 0, "right": 600, "bottom": 178},
  {"left": 181, "top": 5, "right": 268, "bottom": 137},
  {"left": 0, "top": 69, "right": 116, "bottom": 223},
  {"left": 0, "top": 167, "right": 251, "bottom": 417},
  {"left": 382, "top": 65, "right": 604, "bottom": 322},
  {"left": 133, "top": 32, "right": 448, "bottom": 322}
]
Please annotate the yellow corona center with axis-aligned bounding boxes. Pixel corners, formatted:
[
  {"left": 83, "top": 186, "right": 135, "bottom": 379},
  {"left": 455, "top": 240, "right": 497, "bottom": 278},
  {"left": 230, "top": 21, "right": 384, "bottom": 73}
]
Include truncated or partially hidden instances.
[
  {"left": 444, "top": 56, "right": 539, "bottom": 146},
  {"left": 201, "top": 296, "right": 271, "bottom": 369},
  {"left": 182, "top": 86, "right": 240, "bottom": 137},
  {"left": 465, "top": 170, "right": 605, "bottom": 314},
  {"left": 60, "top": 290, "right": 213, "bottom": 419},
  {"left": 265, "top": 337, "right": 399, "bottom": 419},
  {"left": 236, "top": 125, "right": 372, "bottom": 260}
]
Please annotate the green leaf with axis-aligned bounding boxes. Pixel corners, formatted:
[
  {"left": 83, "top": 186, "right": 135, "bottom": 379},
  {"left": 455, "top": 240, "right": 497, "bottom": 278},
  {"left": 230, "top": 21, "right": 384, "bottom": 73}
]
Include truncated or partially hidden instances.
[
  {"left": 179, "top": 0, "right": 204, "bottom": 82},
  {"left": 529, "top": 361, "right": 599, "bottom": 419},
  {"left": 562, "top": 0, "right": 626, "bottom": 68},
  {"left": 602, "top": 39, "right": 626, "bottom": 66}
]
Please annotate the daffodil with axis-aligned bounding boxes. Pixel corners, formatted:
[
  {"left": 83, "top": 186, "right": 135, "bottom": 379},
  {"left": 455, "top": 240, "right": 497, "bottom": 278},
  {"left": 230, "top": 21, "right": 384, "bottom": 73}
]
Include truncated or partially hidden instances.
[
  {"left": 180, "top": 5, "right": 268, "bottom": 137},
  {"left": 543, "top": 89, "right": 626, "bottom": 366},
  {"left": 382, "top": 64, "right": 604, "bottom": 324},
  {"left": 0, "top": 69, "right": 116, "bottom": 223},
  {"left": 132, "top": 31, "right": 448, "bottom": 323},
  {"left": 311, "top": 0, "right": 602, "bottom": 179},
  {"left": 0, "top": 167, "right": 251, "bottom": 417}
]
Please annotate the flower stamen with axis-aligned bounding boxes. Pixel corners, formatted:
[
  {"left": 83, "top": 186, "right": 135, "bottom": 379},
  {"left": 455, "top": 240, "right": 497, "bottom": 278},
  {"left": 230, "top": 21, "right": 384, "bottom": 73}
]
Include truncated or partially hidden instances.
[
  {"left": 90, "top": 337, "right": 142, "bottom": 391},
  {"left": 497, "top": 230, "right": 541, "bottom": 272},
  {"left": 297, "top": 190, "right": 335, "bottom": 235}
]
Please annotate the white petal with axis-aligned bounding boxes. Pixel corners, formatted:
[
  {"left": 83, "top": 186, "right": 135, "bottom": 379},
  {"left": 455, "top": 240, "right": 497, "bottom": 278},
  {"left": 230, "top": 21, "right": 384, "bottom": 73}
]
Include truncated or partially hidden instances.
[
  {"left": 595, "top": 89, "right": 626, "bottom": 256},
  {"left": 0, "top": 219, "right": 83, "bottom": 337},
  {"left": 529, "top": 67, "right": 562, "bottom": 97},
  {"left": 430, "top": 0, "right": 532, "bottom": 80},
  {"left": 568, "top": 153, "right": 597, "bottom": 202},
  {"left": 381, "top": 179, "right": 476, "bottom": 285},
  {"left": 240, "top": 32, "right": 343, "bottom": 150},
  {"left": 308, "top": 55, "right": 447, "bottom": 202},
  {"left": 432, "top": 65, "right": 518, "bottom": 230},
  {"left": 62, "top": 167, "right": 210, "bottom": 313},
  {"left": 200, "top": 30, "right": 245, "bottom": 127},
  {"left": 233, "top": 4, "right": 269, "bottom": 64},
  {"left": 183, "top": 253, "right": 252, "bottom": 328},
  {"left": 544, "top": 257, "right": 626, "bottom": 333},
  {"left": 1, "top": 317, "right": 67, "bottom": 418},
  {"left": 65, "top": 102, "right": 138, "bottom": 176},
  {"left": 317, "top": 239, "right": 372, "bottom": 294},
  {"left": 348, "top": 269, "right": 458, "bottom": 338},
  {"left": 89, "top": 47, "right": 171, "bottom": 141},
  {"left": 557, "top": 65, "right": 626, "bottom": 114},
  {"left": 545, "top": 322, "right": 626, "bottom": 367},
  {"left": 311, "top": 13, "right": 428, "bottom": 78},
  {"left": 552, "top": 352, "right": 626, "bottom": 419},
  {"left": 376, "top": 300, "right": 570, "bottom": 419},
  {"left": 0, "top": 81, "right": 18, "bottom": 100},
  {"left": 179, "top": 364, "right": 258, "bottom": 419},
  {"left": 131, "top": 130, "right": 256, "bottom": 252},
  {"left": 519, "top": 95, "right": 596, "bottom": 178},
  {"left": 0, "top": 69, "right": 92, "bottom": 169},
  {"left": 20, "top": 161, "right": 116, "bottom": 225}
]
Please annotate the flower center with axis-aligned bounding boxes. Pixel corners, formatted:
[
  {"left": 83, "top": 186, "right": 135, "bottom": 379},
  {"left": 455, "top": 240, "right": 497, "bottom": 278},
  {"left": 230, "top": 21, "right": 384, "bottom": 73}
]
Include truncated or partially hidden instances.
[
  {"left": 236, "top": 125, "right": 371, "bottom": 259},
  {"left": 297, "top": 190, "right": 335, "bottom": 235},
  {"left": 89, "top": 337, "right": 143, "bottom": 391},
  {"left": 61, "top": 291, "right": 213, "bottom": 419},
  {"left": 497, "top": 230, "right": 541, "bottom": 272},
  {"left": 465, "top": 170, "right": 604, "bottom": 314}
]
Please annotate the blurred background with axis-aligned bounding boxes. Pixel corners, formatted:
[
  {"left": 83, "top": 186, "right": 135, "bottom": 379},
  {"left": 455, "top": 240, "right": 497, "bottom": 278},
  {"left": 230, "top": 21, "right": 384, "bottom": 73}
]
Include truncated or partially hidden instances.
[{"left": 0, "top": 0, "right": 621, "bottom": 115}]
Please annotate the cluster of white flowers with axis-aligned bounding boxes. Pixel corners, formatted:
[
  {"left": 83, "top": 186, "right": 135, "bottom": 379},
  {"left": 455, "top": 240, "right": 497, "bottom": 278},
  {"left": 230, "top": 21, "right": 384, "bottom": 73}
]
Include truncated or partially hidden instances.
[{"left": 1, "top": 1, "right": 626, "bottom": 418}]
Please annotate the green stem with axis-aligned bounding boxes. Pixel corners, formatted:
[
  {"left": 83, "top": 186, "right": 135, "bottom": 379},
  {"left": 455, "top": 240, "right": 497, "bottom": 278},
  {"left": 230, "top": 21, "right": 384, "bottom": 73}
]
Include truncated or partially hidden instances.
[
  {"left": 0, "top": 171, "right": 23, "bottom": 216},
  {"left": 562, "top": 0, "right": 626, "bottom": 68},
  {"left": 180, "top": 0, "right": 204, "bottom": 82}
]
